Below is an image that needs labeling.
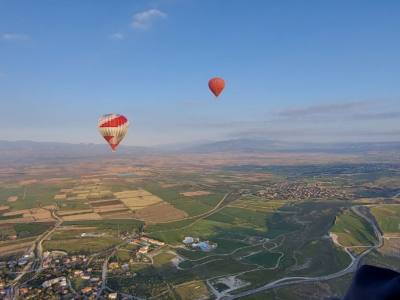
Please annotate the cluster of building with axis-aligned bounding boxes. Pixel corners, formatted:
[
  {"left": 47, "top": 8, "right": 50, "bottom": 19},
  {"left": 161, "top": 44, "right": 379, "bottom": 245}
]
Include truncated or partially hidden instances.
[
  {"left": 0, "top": 253, "right": 33, "bottom": 270},
  {"left": 131, "top": 236, "right": 165, "bottom": 256},
  {"left": 42, "top": 251, "right": 89, "bottom": 269},
  {"left": 182, "top": 237, "right": 217, "bottom": 252},
  {"left": 108, "top": 236, "right": 166, "bottom": 274},
  {"left": 0, "top": 280, "right": 7, "bottom": 298},
  {"left": 0, "top": 253, "right": 35, "bottom": 297},
  {"left": 0, "top": 232, "right": 166, "bottom": 299},
  {"left": 15, "top": 251, "right": 104, "bottom": 299},
  {"left": 255, "top": 182, "right": 348, "bottom": 200},
  {"left": 18, "top": 275, "right": 72, "bottom": 299}
]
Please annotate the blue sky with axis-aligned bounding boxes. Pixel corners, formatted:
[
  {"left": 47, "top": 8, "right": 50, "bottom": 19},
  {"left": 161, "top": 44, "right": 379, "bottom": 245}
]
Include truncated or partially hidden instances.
[{"left": 1, "top": 0, "right": 399, "bottom": 146}]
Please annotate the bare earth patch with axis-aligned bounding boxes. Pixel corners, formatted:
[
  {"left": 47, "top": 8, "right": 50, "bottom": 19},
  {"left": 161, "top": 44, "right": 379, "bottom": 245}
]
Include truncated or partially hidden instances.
[
  {"left": 160, "top": 183, "right": 180, "bottom": 188},
  {"left": 115, "top": 189, "right": 163, "bottom": 210},
  {"left": 3, "top": 208, "right": 54, "bottom": 222},
  {"left": 175, "top": 280, "right": 210, "bottom": 300},
  {"left": 0, "top": 205, "right": 10, "bottom": 214},
  {"left": 380, "top": 237, "right": 400, "bottom": 258},
  {"left": 0, "top": 238, "right": 35, "bottom": 257},
  {"left": 181, "top": 191, "right": 211, "bottom": 197},
  {"left": 7, "top": 196, "right": 18, "bottom": 202},
  {"left": 58, "top": 209, "right": 93, "bottom": 216},
  {"left": 99, "top": 211, "right": 136, "bottom": 219},
  {"left": 93, "top": 204, "right": 129, "bottom": 213},
  {"left": 62, "top": 212, "right": 102, "bottom": 221},
  {"left": 89, "top": 199, "right": 122, "bottom": 207},
  {"left": 134, "top": 202, "right": 187, "bottom": 223}
]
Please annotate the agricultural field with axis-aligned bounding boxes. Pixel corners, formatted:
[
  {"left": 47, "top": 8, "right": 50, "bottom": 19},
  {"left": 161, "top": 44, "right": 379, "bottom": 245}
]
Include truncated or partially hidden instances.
[
  {"left": 53, "top": 181, "right": 192, "bottom": 223},
  {"left": 181, "top": 191, "right": 211, "bottom": 197},
  {"left": 174, "top": 280, "right": 210, "bottom": 299},
  {"left": 143, "top": 183, "right": 225, "bottom": 217},
  {"left": 0, "top": 182, "right": 60, "bottom": 210},
  {"left": 0, "top": 237, "right": 36, "bottom": 257},
  {"left": 115, "top": 189, "right": 163, "bottom": 209},
  {"left": 239, "top": 273, "right": 353, "bottom": 300},
  {"left": 0, "top": 223, "right": 51, "bottom": 257},
  {"left": 43, "top": 235, "right": 121, "bottom": 255},
  {"left": 330, "top": 208, "right": 377, "bottom": 247},
  {"left": 153, "top": 252, "right": 176, "bottom": 267},
  {"left": 1, "top": 158, "right": 400, "bottom": 299},
  {"left": 133, "top": 202, "right": 188, "bottom": 223},
  {"left": 370, "top": 204, "right": 400, "bottom": 233}
]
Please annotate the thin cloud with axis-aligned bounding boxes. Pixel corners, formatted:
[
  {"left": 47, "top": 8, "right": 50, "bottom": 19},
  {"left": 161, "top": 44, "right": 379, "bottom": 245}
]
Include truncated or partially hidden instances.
[
  {"left": 229, "top": 127, "right": 400, "bottom": 143},
  {"left": 132, "top": 9, "right": 167, "bottom": 30},
  {"left": 277, "top": 100, "right": 373, "bottom": 117},
  {"left": 352, "top": 111, "right": 400, "bottom": 121},
  {"left": 1, "top": 33, "right": 30, "bottom": 42},
  {"left": 109, "top": 32, "right": 125, "bottom": 40}
]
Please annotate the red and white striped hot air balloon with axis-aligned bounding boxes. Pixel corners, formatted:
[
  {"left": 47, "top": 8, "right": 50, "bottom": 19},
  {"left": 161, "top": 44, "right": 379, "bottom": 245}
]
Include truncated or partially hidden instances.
[{"left": 98, "top": 114, "right": 129, "bottom": 151}]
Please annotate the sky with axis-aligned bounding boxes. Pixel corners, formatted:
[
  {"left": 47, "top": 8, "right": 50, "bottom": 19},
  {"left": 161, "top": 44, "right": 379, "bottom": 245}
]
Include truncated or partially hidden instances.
[{"left": 1, "top": 0, "right": 399, "bottom": 146}]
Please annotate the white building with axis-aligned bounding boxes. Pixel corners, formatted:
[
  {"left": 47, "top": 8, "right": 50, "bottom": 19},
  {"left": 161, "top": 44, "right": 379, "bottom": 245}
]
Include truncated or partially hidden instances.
[{"left": 183, "top": 237, "right": 194, "bottom": 244}]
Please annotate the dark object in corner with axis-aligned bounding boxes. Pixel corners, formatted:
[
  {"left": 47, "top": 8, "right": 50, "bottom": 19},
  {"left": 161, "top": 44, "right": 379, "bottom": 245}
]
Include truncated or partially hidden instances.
[{"left": 343, "top": 265, "right": 400, "bottom": 300}]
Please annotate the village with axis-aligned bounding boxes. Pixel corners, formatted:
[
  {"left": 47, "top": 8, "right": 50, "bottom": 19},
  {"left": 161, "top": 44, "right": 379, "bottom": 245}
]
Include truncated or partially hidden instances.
[
  {"left": 254, "top": 182, "right": 349, "bottom": 201},
  {"left": 0, "top": 234, "right": 169, "bottom": 300}
]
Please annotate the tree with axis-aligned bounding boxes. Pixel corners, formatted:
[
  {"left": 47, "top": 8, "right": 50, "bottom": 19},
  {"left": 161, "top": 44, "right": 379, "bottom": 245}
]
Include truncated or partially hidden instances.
[{"left": 137, "top": 223, "right": 145, "bottom": 237}]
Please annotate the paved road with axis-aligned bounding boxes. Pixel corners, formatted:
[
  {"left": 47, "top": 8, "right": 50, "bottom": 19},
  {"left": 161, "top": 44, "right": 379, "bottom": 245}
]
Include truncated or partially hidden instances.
[
  {"left": 96, "top": 249, "right": 116, "bottom": 300},
  {"left": 10, "top": 209, "right": 63, "bottom": 299},
  {"left": 150, "top": 192, "right": 233, "bottom": 229},
  {"left": 221, "top": 205, "right": 383, "bottom": 300}
]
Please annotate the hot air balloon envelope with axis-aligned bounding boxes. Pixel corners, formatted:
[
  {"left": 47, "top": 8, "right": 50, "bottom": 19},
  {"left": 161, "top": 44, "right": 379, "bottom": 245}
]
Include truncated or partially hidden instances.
[
  {"left": 98, "top": 114, "right": 129, "bottom": 151},
  {"left": 208, "top": 77, "right": 225, "bottom": 97}
]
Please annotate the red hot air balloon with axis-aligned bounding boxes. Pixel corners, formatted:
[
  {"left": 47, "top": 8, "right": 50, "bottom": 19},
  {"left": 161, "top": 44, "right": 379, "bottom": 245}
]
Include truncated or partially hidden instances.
[
  {"left": 98, "top": 114, "right": 129, "bottom": 151},
  {"left": 208, "top": 77, "right": 225, "bottom": 97}
]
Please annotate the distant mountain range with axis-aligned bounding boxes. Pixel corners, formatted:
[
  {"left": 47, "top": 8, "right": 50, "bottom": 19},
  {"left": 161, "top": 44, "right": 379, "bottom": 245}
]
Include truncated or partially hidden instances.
[
  {"left": 0, "top": 140, "right": 150, "bottom": 164},
  {"left": 180, "top": 138, "right": 400, "bottom": 154},
  {"left": 0, "top": 139, "right": 399, "bottom": 164}
]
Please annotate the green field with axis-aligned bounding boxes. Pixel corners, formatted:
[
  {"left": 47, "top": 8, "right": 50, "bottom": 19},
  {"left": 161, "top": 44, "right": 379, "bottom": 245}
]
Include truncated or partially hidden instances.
[
  {"left": 207, "top": 207, "right": 269, "bottom": 229},
  {"left": 331, "top": 208, "right": 377, "bottom": 246},
  {"left": 0, "top": 214, "right": 23, "bottom": 220},
  {"left": 107, "top": 265, "right": 169, "bottom": 298},
  {"left": 147, "top": 206, "right": 269, "bottom": 250},
  {"left": 153, "top": 252, "right": 176, "bottom": 267},
  {"left": 370, "top": 204, "right": 400, "bottom": 233},
  {"left": 292, "top": 239, "right": 351, "bottom": 277},
  {"left": 14, "top": 223, "right": 51, "bottom": 238},
  {"left": 365, "top": 249, "right": 400, "bottom": 270},
  {"left": 243, "top": 251, "right": 282, "bottom": 268},
  {"left": 143, "top": 183, "right": 224, "bottom": 216},
  {"left": 239, "top": 273, "right": 353, "bottom": 300},
  {"left": 229, "top": 195, "right": 287, "bottom": 212},
  {"left": 114, "top": 249, "right": 132, "bottom": 263},
  {"left": 43, "top": 236, "right": 121, "bottom": 254},
  {"left": 63, "top": 219, "right": 144, "bottom": 231},
  {"left": 0, "top": 184, "right": 60, "bottom": 210},
  {"left": 58, "top": 200, "right": 91, "bottom": 211},
  {"left": 174, "top": 280, "right": 210, "bottom": 300},
  {"left": 49, "top": 228, "right": 113, "bottom": 240}
]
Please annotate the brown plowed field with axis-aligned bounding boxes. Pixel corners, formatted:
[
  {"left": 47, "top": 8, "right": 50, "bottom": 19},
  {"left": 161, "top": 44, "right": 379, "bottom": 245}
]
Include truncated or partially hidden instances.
[{"left": 134, "top": 202, "right": 187, "bottom": 223}]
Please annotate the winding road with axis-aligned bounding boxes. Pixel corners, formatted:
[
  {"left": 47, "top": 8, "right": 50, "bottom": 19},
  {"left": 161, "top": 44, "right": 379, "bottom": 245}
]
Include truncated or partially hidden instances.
[{"left": 219, "top": 205, "right": 384, "bottom": 300}]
